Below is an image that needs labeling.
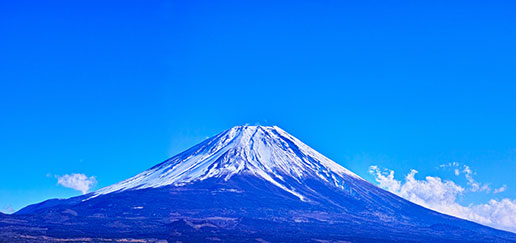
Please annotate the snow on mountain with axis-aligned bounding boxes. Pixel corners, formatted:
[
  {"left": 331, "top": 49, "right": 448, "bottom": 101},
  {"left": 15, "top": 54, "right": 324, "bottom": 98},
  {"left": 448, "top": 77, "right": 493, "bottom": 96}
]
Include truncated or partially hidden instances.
[{"left": 91, "top": 125, "right": 362, "bottom": 201}]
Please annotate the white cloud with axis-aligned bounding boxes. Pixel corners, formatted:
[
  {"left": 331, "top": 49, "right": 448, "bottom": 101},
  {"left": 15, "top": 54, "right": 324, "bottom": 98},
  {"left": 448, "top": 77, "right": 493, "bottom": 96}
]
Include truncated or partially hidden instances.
[
  {"left": 368, "top": 165, "right": 400, "bottom": 192},
  {"left": 454, "top": 169, "right": 460, "bottom": 176},
  {"left": 440, "top": 161, "right": 459, "bottom": 169},
  {"left": 1, "top": 205, "right": 14, "bottom": 214},
  {"left": 369, "top": 166, "right": 465, "bottom": 208},
  {"left": 369, "top": 165, "right": 516, "bottom": 233},
  {"left": 56, "top": 173, "right": 97, "bottom": 194},
  {"left": 463, "top": 165, "right": 489, "bottom": 192},
  {"left": 440, "top": 162, "right": 491, "bottom": 192},
  {"left": 494, "top": 185, "right": 507, "bottom": 194}
]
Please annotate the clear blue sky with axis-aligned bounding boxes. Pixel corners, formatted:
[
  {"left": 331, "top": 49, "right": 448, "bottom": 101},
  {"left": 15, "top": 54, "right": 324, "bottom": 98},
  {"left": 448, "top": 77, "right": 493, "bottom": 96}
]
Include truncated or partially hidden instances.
[{"left": 1, "top": 0, "right": 515, "bottom": 213}]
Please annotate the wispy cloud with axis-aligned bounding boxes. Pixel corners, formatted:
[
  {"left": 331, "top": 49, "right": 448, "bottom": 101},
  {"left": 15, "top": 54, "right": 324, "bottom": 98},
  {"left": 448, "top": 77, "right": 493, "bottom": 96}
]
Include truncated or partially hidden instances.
[
  {"left": 1, "top": 205, "right": 14, "bottom": 214},
  {"left": 494, "top": 185, "right": 507, "bottom": 194},
  {"left": 369, "top": 165, "right": 516, "bottom": 233},
  {"left": 440, "top": 162, "right": 491, "bottom": 192},
  {"left": 55, "top": 173, "right": 97, "bottom": 194}
]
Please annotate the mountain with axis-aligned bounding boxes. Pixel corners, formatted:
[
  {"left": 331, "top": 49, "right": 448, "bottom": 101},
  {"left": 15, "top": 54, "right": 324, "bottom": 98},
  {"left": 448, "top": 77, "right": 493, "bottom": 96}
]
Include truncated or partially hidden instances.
[{"left": 3, "top": 125, "right": 516, "bottom": 242}]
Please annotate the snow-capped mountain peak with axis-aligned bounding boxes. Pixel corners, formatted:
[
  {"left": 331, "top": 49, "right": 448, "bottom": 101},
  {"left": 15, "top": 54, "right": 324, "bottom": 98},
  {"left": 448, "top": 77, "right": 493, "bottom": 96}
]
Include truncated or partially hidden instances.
[{"left": 91, "top": 125, "right": 363, "bottom": 200}]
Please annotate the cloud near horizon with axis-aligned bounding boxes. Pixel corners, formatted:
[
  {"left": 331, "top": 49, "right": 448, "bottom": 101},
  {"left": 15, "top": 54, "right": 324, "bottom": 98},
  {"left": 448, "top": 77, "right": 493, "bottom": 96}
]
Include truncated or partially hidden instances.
[
  {"left": 369, "top": 165, "right": 516, "bottom": 233},
  {"left": 1, "top": 205, "right": 14, "bottom": 214},
  {"left": 56, "top": 173, "right": 97, "bottom": 194}
]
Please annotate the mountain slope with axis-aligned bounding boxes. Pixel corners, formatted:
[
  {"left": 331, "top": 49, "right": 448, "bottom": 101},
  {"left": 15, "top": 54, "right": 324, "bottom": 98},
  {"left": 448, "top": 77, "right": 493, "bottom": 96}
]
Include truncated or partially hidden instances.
[{"left": 9, "top": 126, "right": 516, "bottom": 242}]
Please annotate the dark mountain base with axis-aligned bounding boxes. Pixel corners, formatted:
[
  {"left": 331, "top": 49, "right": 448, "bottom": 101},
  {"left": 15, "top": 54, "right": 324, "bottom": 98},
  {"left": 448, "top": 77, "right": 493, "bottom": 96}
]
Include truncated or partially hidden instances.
[
  {"left": 5, "top": 175, "right": 516, "bottom": 243},
  {"left": 1, "top": 216, "right": 514, "bottom": 243}
]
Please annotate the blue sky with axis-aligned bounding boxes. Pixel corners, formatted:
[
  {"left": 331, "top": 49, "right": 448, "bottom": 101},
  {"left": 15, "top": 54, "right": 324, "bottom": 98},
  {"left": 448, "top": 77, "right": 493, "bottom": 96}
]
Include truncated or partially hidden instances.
[{"left": 1, "top": 0, "right": 515, "bottom": 229}]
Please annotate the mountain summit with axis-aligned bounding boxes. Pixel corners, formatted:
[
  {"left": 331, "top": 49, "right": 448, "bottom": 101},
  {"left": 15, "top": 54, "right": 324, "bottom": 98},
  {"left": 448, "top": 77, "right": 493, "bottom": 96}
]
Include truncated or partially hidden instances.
[
  {"left": 5, "top": 126, "right": 516, "bottom": 242},
  {"left": 93, "top": 125, "right": 361, "bottom": 201}
]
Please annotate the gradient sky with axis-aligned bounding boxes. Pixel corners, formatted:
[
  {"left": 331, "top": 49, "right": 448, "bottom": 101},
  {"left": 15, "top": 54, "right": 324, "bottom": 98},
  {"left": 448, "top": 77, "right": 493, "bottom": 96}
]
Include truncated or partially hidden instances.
[{"left": 1, "top": 0, "right": 515, "bottom": 215}]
